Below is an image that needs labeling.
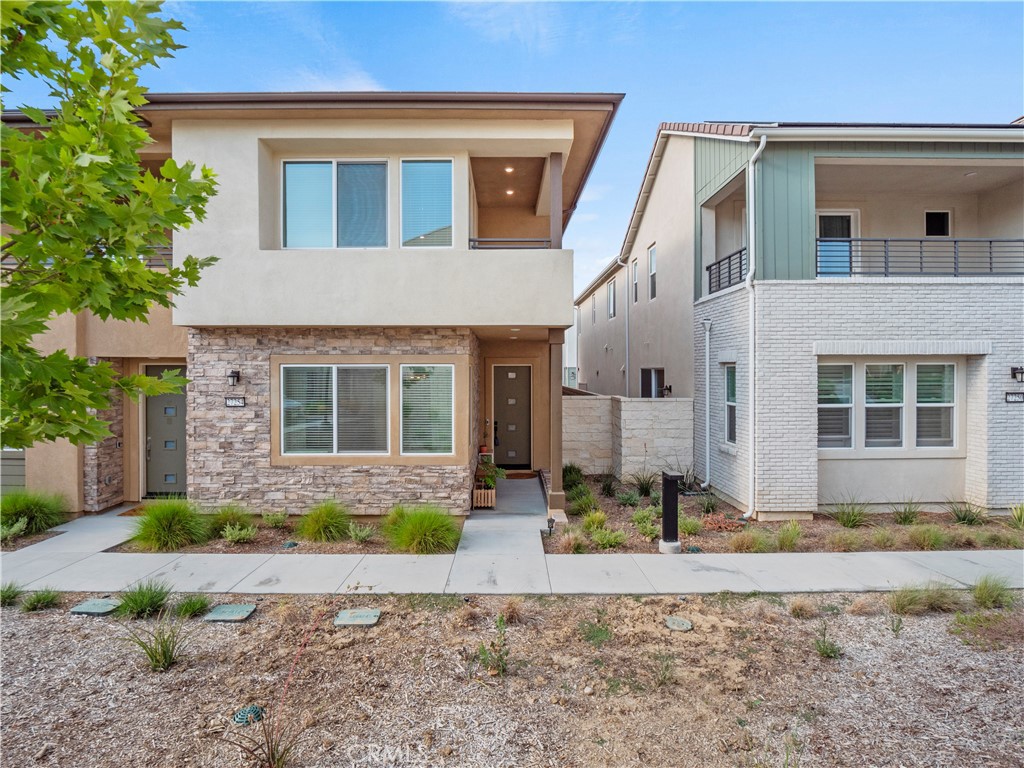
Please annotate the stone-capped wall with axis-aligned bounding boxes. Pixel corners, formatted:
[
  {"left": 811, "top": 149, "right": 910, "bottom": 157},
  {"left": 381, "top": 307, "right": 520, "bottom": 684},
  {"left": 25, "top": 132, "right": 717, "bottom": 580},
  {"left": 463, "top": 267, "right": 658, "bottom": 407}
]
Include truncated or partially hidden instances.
[
  {"left": 187, "top": 327, "right": 477, "bottom": 515},
  {"left": 83, "top": 357, "right": 125, "bottom": 512},
  {"left": 563, "top": 395, "right": 694, "bottom": 478}
]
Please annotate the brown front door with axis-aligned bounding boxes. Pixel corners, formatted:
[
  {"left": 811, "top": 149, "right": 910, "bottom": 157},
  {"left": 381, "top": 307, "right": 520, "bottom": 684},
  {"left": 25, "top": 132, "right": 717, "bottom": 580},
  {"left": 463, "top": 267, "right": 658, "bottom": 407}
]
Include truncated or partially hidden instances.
[
  {"left": 145, "top": 365, "right": 186, "bottom": 496},
  {"left": 493, "top": 365, "right": 531, "bottom": 469}
]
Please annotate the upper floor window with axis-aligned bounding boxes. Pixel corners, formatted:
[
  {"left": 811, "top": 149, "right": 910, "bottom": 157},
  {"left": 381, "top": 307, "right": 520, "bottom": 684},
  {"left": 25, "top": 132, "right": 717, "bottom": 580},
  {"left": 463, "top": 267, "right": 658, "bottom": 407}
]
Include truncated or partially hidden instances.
[
  {"left": 648, "top": 245, "right": 657, "bottom": 300},
  {"left": 925, "top": 211, "right": 951, "bottom": 237},
  {"left": 401, "top": 160, "right": 453, "bottom": 248},
  {"left": 591, "top": 295, "right": 596, "bottom": 325},
  {"left": 607, "top": 278, "right": 616, "bottom": 318},
  {"left": 632, "top": 259, "right": 638, "bottom": 303},
  {"left": 283, "top": 161, "right": 388, "bottom": 249}
]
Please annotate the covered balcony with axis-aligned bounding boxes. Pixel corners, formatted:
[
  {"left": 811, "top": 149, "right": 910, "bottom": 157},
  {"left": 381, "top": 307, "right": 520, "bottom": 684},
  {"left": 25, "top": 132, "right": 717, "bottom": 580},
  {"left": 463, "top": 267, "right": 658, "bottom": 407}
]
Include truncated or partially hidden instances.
[
  {"left": 469, "top": 154, "right": 564, "bottom": 250},
  {"left": 701, "top": 169, "right": 748, "bottom": 294}
]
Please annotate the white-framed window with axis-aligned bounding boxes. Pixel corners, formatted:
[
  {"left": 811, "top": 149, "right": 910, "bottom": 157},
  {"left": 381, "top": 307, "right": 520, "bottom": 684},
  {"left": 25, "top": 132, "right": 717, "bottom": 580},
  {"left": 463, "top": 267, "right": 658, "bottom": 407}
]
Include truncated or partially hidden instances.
[
  {"left": 401, "top": 159, "right": 454, "bottom": 248},
  {"left": 648, "top": 245, "right": 657, "bottom": 300},
  {"left": 632, "top": 259, "right": 638, "bottom": 303},
  {"left": 817, "top": 364, "right": 853, "bottom": 448},
  {"left": 607, "top": 278, "right": 616, "bottom": 318},
  {"left": 815, "top": 209, "right": 861, "bottom": 276},
  {"left": 916, "top": 363, "right": 955, "bottom": 447},
  {"left": 641, "top": 368, "right": 665, "bottom": 399},
  {"left": 400, "top": 364, "right": 454, "bottom": 455},
  {"left": 282, "top": 160, "right": 388, "bottom": 249},
  {"left": 591, "top": 295, "right": 596, "bottom": 325},
  {"left": 724, "top": 364, "right": 736, "bottom": 444},
  {"left": 925, "top": 210, "right": 951, "bottom": 237},
  {"left": 281, "top": 364, "right": 389, "bottom": 455},
  {"left": 864, "top": 364, "right": 904, "bottom": 448}
]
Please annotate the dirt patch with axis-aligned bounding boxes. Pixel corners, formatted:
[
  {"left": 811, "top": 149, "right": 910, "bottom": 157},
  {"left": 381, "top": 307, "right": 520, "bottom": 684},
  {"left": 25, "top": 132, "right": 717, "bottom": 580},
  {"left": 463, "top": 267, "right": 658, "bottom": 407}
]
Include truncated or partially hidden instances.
[
  {"left": 547, "top": 478, "right": 1024, "bottom": 556},
  {"left": 0, "top": 530, "right": 63, "bottom": 552},
  {"left": 1, "top": 592, "right": 1021, "bottom": 767}
]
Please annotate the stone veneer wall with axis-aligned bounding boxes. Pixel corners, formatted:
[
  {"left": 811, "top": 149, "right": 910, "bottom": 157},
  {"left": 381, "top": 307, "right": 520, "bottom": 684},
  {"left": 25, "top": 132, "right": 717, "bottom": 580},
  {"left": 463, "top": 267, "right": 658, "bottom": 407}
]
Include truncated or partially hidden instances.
[
  {"left": 187, "top": 327, "right": 478, "bottom": 515},
  {"left": 562, "top": 395, "right": 694, "bottom": 478},
  {"left": 83, "top": 357, "right": 125, "bottom": 512}
]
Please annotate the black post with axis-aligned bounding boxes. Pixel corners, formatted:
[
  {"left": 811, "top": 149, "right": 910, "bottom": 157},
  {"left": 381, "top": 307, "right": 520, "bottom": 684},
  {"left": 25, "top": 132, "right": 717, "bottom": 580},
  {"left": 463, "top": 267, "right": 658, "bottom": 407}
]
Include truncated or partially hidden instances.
[{"left": 662, "top": 472, "right": 682, "bottom": 545}]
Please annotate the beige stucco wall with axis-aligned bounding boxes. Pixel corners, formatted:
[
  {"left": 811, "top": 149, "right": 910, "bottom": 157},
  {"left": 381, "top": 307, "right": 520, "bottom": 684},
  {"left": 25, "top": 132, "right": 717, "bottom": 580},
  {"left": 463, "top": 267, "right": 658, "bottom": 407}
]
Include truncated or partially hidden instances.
[
  {"left": 576, "top": 270, "right": 627, "bottom": 395},
  {"left": 171, "top": 118, "right": 575, "bottom": 328},
  {"left": 978, "top": 179, "right": 1024, "bottom": 237},
  {"left": 816, "top": 193, "right": 981, "bottom": 238}
]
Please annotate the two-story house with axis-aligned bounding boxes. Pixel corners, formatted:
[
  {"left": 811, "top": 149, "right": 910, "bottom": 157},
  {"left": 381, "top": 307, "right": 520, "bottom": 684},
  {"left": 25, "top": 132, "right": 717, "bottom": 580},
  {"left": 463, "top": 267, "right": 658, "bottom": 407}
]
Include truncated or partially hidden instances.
[
  {"left": 14, "top": 91, "right": 623, "bottom": 517},
  {"left": 577, "top": 121, "right": 1024, "bottom": 517}
]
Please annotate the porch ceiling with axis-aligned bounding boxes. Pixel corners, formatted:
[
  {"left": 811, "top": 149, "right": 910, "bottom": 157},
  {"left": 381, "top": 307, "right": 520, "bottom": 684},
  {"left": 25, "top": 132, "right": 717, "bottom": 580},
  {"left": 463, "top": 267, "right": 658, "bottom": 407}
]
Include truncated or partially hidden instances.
[
  {"left": 471, "top": 156, "right": 546, "bottom": 209},
  {"left": 815, "top": 161, "right": 1023, "bottom": 195}
]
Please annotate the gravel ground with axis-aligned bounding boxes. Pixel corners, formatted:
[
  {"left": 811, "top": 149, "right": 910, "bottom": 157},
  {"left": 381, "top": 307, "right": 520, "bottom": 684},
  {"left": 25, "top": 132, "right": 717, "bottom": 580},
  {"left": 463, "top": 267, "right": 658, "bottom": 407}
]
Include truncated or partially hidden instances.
[{"left": 1, "top": 591, "right": 1021, "bottom": 767}]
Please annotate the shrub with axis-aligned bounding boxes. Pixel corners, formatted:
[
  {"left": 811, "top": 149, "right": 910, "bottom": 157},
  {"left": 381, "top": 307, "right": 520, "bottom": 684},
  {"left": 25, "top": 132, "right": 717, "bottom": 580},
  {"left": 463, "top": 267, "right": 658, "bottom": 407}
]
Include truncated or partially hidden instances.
[
  {"left": 599, "top": 474, "right": 619, "bottom": 498},
  {"left": 631, "top": 508, "right": 655, "bottom": 527},
  {"left": 556, "top": 526, "right": 587, "bottom": 554},
  {"left": 261, "top": 512, "right": 288, "bottom": 529},
  {"left": 636, "top": 522, "right": 660, "bottom": 541},
  {"left": 501, "top": 596, "right": 525, "bottom": 625},
  {"left": 729, "top": 529, "right": 773, "bottom": 553},
  {"left": 223, "top": 522, "right": 258, "bottom": 544},
  {"left": 980, "top": 530, "right": 1023, "bottom": 549},
  {"left": 616, "top": 490, "right": 641, "bottom": 508},
  {"left": 175, "top": 594, "right": 210, "bottom": 619},
  {"left": 890, "top": 501, "right": 921, "bottom": 525},
  {"left": 827, "top": 531, "right": 861, "bottom": 552},
  {"left": 887, "top": 583, "right": 963, "bottom": 615},
  {"left": 650, "top": 492, "right": 661, "bottom": 508},
  {"left": 696, "top": 492, "right": 718, "bottom": 516},
  {"left": 678, "top": 516, "right": 703, "bottom": 536},
  {"left": 847, "top": 596, "right": 881, "bottom": 616},
  {"left": 871, "top": 528, "right": 897, "bottom": 550},
  {"left": 1006, "top": 503, "right": 1024, "bottom": 531},
  {"left": 567, "top": 483, "right": 592, "bottom": 503},
  {"left": 1, "top": 581, "right": 24, "bottom": 607},
  {"left": 972, "top": 575, "right": 1014, "bottom": 609},
  {"left": 0, "top": 490, "right": 68, "bottom": 535},
  {"left": 629, "top": 469, "right": 658, "bottom": 498},
  {"left": 908, "top": 524, "right": 948, "bottom": 551},
  {"left": 568, "top": 489, "right": 600, "bottom": 517},
  {"left": 207, "top": 504, "right": 255, "bottom": 538},
  {"left": 828, "top": 499, "right": 869, "bottom": 529},
  {"left": 295, "top": 501, "right": 352, "bottom": 542},
  {"left": 776, "top": 521, "right": 802, "bottom": 552},
  {"left": 134, "top": 498, "right": 209, "bottom": 552},
  {"left": 1, "top": 516, "right": 28, "bottom": 544},
  {"left": 948, "top": 501, "right": 986, "bottom": 526},
  {"left": 591, "top": 527, "right": 628, "bottom": 549},
  {"left": 814, "top": 623, "right": 843, "bottom": 659},
  {"left": 348, "top": 522, "right": 375, "bottom": 543},
  {"left": 116, "top": 579, "right": 171, "bottom": 619},
  {"left": 789, "top": 597, "right": 817, "bottom": 619},
  {"left": 21, "top": 588, "right": 60, "bottom": 612},
  {"left": 582, "top": 510, "right": 607, "bottom": 533},
  {"left": 123, "top": 612, "right": 193, "bottom": 672},
  {"left": 476, "top": 615, "right": 510, "bottom": 676},
  {"left": 383, "top": 505, "right": 460, "bottom": 554},
  {"left": 562, "top": 463, "right": 584, "bottom": 490}
]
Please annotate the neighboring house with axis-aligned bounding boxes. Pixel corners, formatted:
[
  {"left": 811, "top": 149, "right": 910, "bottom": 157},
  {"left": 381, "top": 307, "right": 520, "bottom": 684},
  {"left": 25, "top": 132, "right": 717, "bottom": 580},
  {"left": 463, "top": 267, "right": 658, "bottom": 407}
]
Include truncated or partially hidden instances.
[
  {"left": 577, "top": 121, "right": 1024, "bottom": 516},
  {"left": 10, "top": 91, "right": 623, "bottom": 516}
]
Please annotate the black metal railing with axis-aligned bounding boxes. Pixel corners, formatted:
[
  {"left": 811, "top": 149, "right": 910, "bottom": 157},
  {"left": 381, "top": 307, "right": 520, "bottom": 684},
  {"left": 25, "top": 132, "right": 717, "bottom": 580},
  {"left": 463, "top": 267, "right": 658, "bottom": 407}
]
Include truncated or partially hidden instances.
[
  {"left": 706, "top": 246, "right": 748, "bottom": 294},
  {"left": 469, "top": 237, "right": 552, "bottom": 250},
  {"left": 816, "top": 238, "right": 1024, "bottom": 277}
]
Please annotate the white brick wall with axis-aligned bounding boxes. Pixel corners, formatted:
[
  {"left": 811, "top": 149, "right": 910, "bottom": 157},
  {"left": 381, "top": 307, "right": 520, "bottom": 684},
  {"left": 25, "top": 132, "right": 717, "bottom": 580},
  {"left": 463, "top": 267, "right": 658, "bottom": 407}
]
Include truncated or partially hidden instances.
[
  {"left": 563, "top": 396, "right": 694, "bottom": 478},
  {"left": 696, "top": 279, "right": 1024, "bottom": 512}
]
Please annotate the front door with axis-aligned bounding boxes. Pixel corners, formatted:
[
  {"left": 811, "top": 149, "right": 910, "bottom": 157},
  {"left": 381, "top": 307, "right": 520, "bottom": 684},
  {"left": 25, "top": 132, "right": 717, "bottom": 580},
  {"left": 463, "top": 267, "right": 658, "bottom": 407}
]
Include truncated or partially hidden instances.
[
  {"left": 145, "top": 365, "right": 186, "bottom": 496},
  {"left": 493, "top": 365, "right": 531, "bottom": 469},
  {"left": 817, "top": 213, "right": 854, "bottom": 275}
]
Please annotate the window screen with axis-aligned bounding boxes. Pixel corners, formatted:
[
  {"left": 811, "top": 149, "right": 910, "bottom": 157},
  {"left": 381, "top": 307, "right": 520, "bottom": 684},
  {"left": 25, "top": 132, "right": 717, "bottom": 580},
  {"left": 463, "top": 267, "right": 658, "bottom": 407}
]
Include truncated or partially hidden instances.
[
  {"left": 283, "top": 162, "right": 333, "bottom": 248},
  {"left": 402, "top": 160, "right": 453, "bottom": 247},
  {"left": 338, "top": 162, "right": 387, "bottom": 247},
  {"left": 282, "top": 366, "right": 334, "bottom": 453}
]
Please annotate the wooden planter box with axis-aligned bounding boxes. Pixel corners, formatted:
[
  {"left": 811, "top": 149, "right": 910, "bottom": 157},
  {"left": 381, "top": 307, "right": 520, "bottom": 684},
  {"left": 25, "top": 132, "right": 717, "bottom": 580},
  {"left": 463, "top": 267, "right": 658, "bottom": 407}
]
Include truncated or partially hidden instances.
[{"left": 473, "top": 487, "right": 496, "bottom": 509}]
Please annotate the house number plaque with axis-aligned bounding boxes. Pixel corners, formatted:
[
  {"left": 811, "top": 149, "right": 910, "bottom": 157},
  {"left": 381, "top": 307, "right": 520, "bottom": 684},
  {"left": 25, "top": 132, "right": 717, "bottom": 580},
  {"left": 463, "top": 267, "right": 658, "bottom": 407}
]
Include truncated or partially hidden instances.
[
  {"left": 1006, "top": 392, "right": 1024, "bottom": 404},
  {"left": 225, "top": 397, "right": 246, "bottom": 408}
]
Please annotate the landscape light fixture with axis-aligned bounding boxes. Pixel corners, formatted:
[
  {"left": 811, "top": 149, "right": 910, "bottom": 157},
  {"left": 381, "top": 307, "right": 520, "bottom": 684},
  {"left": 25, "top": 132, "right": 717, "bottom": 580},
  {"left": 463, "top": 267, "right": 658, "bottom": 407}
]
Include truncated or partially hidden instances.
[
  {"left": 546, "top": 516, "right": 555, "bottom": 537},
  {"left": 227, "top": 370, "right": 241, "bottom": 387},
  {"left": 1012, "top": 366, "right": 1024, "bottom": 383}
]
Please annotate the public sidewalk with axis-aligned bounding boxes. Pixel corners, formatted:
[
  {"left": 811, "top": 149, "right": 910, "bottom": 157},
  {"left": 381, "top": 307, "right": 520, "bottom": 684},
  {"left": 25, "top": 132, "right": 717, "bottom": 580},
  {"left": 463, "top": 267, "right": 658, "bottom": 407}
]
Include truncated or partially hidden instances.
[{"left": 0, "top": 490, "right": 1021, "bottom": 596}]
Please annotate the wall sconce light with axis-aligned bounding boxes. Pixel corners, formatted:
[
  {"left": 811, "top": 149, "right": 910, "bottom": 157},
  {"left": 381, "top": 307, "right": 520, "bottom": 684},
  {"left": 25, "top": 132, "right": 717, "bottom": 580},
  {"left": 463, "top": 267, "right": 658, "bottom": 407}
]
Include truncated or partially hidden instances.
[
  {"left": 1012, "top": 367, "right": 1024, "bottom": 384},
  {"left": 227, "top": 370, "right": 241, "bottom": 387}
]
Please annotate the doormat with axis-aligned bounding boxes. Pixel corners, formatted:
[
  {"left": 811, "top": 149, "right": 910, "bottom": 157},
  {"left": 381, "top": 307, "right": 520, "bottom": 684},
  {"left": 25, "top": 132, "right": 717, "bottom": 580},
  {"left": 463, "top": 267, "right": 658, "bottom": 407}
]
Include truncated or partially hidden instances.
[{"left": 504, "top": 471, "right": 538, "bottom": 479}]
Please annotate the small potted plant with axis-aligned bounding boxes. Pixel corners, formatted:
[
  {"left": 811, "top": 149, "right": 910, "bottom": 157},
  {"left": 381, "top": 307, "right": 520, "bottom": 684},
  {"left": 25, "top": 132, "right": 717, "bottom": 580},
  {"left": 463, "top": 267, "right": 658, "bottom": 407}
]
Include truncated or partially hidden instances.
[{"left": 473, "top": 457, "right": 505, "bottom": 508}]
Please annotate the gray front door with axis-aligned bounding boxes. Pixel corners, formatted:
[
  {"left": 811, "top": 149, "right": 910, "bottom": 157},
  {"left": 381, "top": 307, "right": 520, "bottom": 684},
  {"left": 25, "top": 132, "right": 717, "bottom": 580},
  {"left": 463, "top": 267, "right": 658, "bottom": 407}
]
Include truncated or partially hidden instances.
[
  {"left": 145, "top": 365, "right": 186, "bottom": 496},
  {"left": 494, "top": 365, "right": 531, "bottom": 468}
]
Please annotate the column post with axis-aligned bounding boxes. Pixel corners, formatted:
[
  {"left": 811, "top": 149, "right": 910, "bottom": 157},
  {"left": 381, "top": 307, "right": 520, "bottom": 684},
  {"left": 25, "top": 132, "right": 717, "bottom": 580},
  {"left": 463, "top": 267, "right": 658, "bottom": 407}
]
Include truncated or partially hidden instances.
[
  {"left": 548, "top": 328, "right": 565, "bottom": 514},
  {"left": 549, "top": 152, "right": 563, "bottom": 250}
]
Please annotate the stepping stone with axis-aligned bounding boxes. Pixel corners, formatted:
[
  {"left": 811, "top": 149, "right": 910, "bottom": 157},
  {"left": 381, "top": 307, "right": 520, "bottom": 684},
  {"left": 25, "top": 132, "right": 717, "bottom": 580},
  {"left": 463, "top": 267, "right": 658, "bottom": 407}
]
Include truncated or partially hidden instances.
[
  {"left": 333, "top": 608, "right": 381, "bottom": 627},
  {"left": 665, "top": 616, "right": 693, "bottom": 632},
  {"left": 69, "top": 598, "right": 120, "bottom": 617},
  {"left": 204, "top": 604, "right": 256, "bottom": 623}
]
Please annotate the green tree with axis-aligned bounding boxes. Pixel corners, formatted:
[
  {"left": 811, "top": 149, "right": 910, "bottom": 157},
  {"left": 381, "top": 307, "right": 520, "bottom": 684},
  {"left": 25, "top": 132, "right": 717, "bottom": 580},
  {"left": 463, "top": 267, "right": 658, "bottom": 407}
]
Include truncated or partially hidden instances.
[{"left": 1, "top": 1, "right": 217, "bottom": 449}]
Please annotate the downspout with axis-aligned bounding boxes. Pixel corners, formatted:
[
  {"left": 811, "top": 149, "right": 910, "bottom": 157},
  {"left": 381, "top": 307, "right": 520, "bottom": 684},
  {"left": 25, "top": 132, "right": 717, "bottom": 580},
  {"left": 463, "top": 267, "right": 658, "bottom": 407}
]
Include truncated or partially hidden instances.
[
  {"left": 700, "top": 319, "right": 712, "bottom": 490},
  {"left": 616, "top": 254, "right": 630, "bottom": 397},
  {"left": 743, "top": 134, "right": 768, "bottom": 519}
]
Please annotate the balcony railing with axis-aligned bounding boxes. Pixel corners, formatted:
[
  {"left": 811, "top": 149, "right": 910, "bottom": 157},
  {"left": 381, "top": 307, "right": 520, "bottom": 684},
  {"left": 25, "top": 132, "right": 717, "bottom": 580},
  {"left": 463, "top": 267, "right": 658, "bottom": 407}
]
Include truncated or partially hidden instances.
[
  {"left": 816, "top": 238, "right": 1024, "bottom": 277},
  {"left": 469, "top": 237, "right": 552, "bottom": 250},
  {"left": 706, "top": 246, "right": 748, "bottom": 294}
]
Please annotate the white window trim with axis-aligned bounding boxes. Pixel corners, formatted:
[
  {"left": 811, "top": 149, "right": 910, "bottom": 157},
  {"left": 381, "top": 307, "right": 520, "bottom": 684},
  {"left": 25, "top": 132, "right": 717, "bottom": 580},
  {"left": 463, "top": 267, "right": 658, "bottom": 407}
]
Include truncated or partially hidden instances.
[
  {"left": 399, "top": 157, "right": 456, "bottom": 250},
  {"left": 607, "top": 278, "right": 616, "bottom": 319},
  {"left": 817, "top": 363, "right": 855, "bottom": 450},
  {"left": 864, "top": 363, "right": 905, "bottom": 449},
  {"left": 915, "top": 362, "right": 956, "bottom": 448},
  {"left": 648, "top": 244, "right": 657, "bottom": 300},
  {"left": 280, "top": 363, "right": 390, "bottom": 456},
  {"left": 591, "top": 295, "right": 596, "bottom": 325},
  {"left": 631, "top": 259, "right": 638, "bottom": 303},
  {"left": 924, "top": 209, "right": 952, "bottom": 238},
  {"left": 724, "top": 364, "right": 736, "bottom": 445},
  {"left": 281, "top": 158, "right": 390, "bottom": 250},
  {"left": 815, "top": 209, "right": 862, "bottom": 239},
  {"left": 399, "top": 363, "right": 456, "bottom": 457}
]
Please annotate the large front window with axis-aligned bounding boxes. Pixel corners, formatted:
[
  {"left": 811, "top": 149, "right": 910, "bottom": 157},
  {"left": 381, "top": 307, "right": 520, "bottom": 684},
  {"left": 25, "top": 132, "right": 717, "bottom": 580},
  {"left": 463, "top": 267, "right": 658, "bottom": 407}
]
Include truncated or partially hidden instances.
[
  {"left": 283, "top": 161, "right": 388, "bottom": 248},
  {"left": 401, "top": 365, "right": 454, "bottom": 455},
  {"left": 916, "top": 364, "right": 954, "bottom": 447},
  {"left": 401, "top": 160, "right": 453, "bottom": 247},
  {"left": 282, "top": 365, "right": 389, "bottom": 454}
]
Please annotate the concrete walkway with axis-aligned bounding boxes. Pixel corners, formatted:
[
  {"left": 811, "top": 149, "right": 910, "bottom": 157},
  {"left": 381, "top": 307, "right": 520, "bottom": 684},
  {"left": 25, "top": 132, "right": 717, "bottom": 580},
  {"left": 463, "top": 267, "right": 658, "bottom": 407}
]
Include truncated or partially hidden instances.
[{"left": 0, "top": 498, "right": 1021, "bottom": 596}]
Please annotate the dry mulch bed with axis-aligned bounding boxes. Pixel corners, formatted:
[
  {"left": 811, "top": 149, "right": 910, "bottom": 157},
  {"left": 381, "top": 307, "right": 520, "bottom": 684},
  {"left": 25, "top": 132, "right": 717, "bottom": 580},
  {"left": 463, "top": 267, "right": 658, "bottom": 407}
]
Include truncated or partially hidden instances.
[
  {"left": 0, "top": 530, "right": 63, "bottom": 552},
  {"left": 547, "top": 477, "right": 1024, "bottom": 556},
  {"left": 1, "top": 591, "right": 1021, "bottom": 767}
]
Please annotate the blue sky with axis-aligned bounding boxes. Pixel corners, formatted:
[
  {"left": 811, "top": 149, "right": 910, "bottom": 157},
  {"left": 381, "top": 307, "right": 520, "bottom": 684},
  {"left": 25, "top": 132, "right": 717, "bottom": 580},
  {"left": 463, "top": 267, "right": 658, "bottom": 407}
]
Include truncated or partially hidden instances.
[{"left": 7, "top": 1, "right": 1023, "bottom": 292}]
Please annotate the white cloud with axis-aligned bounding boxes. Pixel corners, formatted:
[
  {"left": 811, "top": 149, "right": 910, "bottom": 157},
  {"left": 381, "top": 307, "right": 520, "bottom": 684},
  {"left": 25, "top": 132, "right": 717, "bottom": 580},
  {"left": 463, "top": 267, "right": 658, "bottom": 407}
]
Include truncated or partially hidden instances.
[
  {"left": 446, "top": 2, "right": 564, "bottom": 53},
  {"left": 578, "top": 183, "right": 611, "bottom": 203},
  {"left": 276, "top": 65, "right": 384, "bottom": 93}
]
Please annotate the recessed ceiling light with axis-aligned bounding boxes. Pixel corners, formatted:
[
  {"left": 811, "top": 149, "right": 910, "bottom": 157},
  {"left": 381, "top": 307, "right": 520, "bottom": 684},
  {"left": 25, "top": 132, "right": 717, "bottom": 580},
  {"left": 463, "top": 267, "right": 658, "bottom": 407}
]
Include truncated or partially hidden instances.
[
  {"left": 510, "top": 336, "right": 518, "bottom": 340},
  {"left": 510, "top": 328, "right": 521, "bottom": 332},
  {"left": 964, "top": 171, "right": 978, "bottom": 177},
  {"left": 505, "top": 166, "right": 514, "bottom": 173},
  {"left": 506, "top": 189, "right": 514, "bottom": 195}
]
